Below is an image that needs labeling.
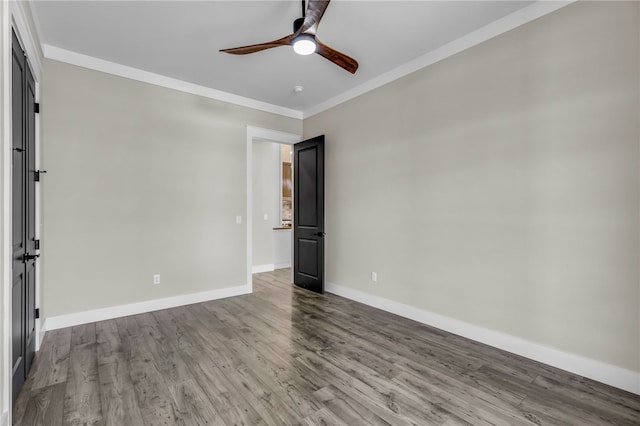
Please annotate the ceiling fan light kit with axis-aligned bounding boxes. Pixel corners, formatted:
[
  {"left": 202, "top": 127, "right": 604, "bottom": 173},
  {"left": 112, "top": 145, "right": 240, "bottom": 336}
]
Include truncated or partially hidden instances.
[
  {"left": 220, "top": 0, "right": 358, "bottom": 74},
  {"left": 293, "top": 34, "right": 317, "bottom": 55}
]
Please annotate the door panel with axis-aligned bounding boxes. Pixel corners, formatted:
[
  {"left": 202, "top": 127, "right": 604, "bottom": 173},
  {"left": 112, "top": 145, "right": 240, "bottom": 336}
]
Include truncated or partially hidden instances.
[
  {"left": 293, "top": 136, "right": 324, "bottom": 294},
  {"left": 25, "top": 267, "right": 36, "bottom": 373},
  {"left": 297, "top": 239, "right": 318, "bottom": 277},
  {"left": 11, "top": 275, "right": 24, "bottom": 399},
  {"left": 296, "top": 148, "right": 318, "bottom": 226}
]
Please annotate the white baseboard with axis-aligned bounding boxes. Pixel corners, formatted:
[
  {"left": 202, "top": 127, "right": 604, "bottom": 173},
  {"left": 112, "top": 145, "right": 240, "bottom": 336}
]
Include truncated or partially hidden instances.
[
  {"left": 326, "top": 282, "right": 640, "bottom": 396},
  {"left": 45, "top": 284, "right": 249, "bottom": 331},
  {"left": 1, "top": 410, "right": 7, "bottom": 426},
  {"left": 35, "top": 319, "right": 46, "bottom": 350},
  {"left": 274, "top": 261, "right": 291, "bottom": 270},
  {"left": 252, "top": 264, "right": 275, "bottom": 274}
]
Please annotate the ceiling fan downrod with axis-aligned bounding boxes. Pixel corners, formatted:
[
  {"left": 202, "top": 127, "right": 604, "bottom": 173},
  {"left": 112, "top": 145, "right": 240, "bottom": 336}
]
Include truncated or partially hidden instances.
[{"left": 293, "top": 0, "right": 306, "bottom": 33}]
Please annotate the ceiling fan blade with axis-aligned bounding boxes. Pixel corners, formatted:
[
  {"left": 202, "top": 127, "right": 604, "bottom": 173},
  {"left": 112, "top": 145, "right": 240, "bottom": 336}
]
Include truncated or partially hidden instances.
[
  {"left": 299, "top": 0, "right": 330, "bottom": 35},
  {"left": 220, "top": 34, "right": 294, "bottom": 55},
  {"left": 315, "top": 39, "right": 359, "bottom": 74}
]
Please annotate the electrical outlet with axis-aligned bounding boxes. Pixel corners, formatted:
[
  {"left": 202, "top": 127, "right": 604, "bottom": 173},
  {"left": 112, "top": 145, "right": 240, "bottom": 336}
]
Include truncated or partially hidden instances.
[
  {"left": 371, "top": 272, "right": 377, "bottom": 283},
  {"left": 236, "top": 215, "right": 242, "bottom": 224},
  {"left": 153, "top": 274, "right": 161, "bottom": 285},
  {"left": 264, "top": 213, "right": 269, "bottom": 220}
]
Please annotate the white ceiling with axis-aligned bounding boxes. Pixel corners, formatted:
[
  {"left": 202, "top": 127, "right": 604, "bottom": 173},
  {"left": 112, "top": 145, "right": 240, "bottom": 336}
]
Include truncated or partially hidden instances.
[{"left": 31, "top": 1, "right": 536, "bottom": 114}]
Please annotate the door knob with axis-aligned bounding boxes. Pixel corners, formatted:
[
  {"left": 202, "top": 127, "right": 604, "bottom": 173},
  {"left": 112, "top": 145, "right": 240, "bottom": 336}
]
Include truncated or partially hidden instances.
[
  {"left": 23, "top": 253, "right": 39, "bottom": 262},
  {"left": 314, "top": 232, "right": 326, "bottom": 237}
]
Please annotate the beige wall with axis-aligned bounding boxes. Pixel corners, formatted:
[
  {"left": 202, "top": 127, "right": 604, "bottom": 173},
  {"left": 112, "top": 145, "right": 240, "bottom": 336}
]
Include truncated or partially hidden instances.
[
  {"left": 42, "top": 60, "right": 301, "bottom": 318},
  {"left": 305, "top": 1, "right": 640, "bottom": 372},
  {"left": 252, "top": 141, "right": 278, "bottom": 267}
]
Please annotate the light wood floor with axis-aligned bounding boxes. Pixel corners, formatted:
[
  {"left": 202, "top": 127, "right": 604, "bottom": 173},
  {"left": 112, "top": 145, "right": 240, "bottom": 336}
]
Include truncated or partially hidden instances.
[{"left": 13, "top": 269, "right": 640, "bottom": 425}]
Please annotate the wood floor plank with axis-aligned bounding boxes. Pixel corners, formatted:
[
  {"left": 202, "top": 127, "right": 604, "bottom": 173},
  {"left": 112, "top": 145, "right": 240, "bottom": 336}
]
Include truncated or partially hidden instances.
[
  {"left": 11, "top": 384, "right": 31, "bottom": 426},
  {"left": 97, "top": 360, "right": 144, "bottom": 426},
  {"left": 531, "top": 374, "right": 640, "bottom": 424},
  {"left": 312, "top": 385, "right": 393, "bottom": 426},
  {"left": 94, "top": 318, "right": 142, "bottom": 426},
  {"left": 392, "top": 372, "right": 532, "bottom": 426},
  {"left": 454, "top": 364, "right": 532, "bottom": 407},
  {"left": 154, "top": 310, "right": 263, "bottom": 425},
  {"left": 137, "top": 312, "right": 227, "bottom": 425},
  {"left": 96, "top": 319, "right": 128, "bottom": 366},
  {"left": 394, "top": 357, "right": 528, "bottom": 416},
  {"left": 223, "top": 333, "right": 324, "bottom": 419},
  {"left": 128, "top": 333, "right": 183, "bottom": 425},
  {"left": 296, "top": 349, "right": 443, "bottom": 425},
  {"left": 63, "top": 341, "right": 103, "bottom": 426},
  {"left": 167, "top": 379, "right": 225, "bottom": 425},
  {"left": 70, "top": 323, "right": 97, "bottom": 346},
  {"left": 517, "top": 393, "right": 611, "bottom": 426},
  {"left": 14, "top": 269, "right": 640, "bottom": 425},
  {"left": 135, "top": 312, "right": 164, "bottom": 340},
  {"left": 232, "top": 363, "right": 305, "bottom": 425},
  {"left": 19, "top": 383, "right": 66, "bottom": 426},
  {"left": 303, "top": 407, "right": 350, "bottom": 426},
  {"left": 177, "top": 319, "right": 244, "bottom": 372},
  {"left": 289, "top": 289, "right": 486, "bottom": 374},
  {"left": 30, "top": 328, "right": 72, "bottom": 391},
  {"left": 178, "top": 351, "right": 266, "bottom": 426}
]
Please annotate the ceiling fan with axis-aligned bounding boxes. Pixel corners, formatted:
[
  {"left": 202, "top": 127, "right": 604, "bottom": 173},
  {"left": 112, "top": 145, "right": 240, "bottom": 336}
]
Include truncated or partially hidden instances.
[{"left": 220, "top": 0, "right": 359, "bottom": 74}]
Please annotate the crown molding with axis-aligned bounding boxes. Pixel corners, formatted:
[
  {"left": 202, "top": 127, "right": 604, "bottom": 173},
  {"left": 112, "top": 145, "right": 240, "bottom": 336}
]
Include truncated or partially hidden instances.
[
  {"left": 10, "top": 0, "right": 43, "bottom": 80},
  {"left": 302, "top": 0, "right": 576, "bottom": 119},
  {"left": 42, "top": 44, "right": 303, "bottom": 120}
]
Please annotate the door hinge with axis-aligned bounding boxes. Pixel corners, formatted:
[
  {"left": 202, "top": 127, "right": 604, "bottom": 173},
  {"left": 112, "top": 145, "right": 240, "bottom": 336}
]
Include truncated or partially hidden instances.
[
  {"left": 34, "top": 102, "right": 40, "bottom": 114},
  {"left": 34, "top": 170, "right": 47, "bottom": 181},
  {"left": 35, "top": 308, "right": 40, "bottom": 319},
  {"left": 34, "top": 239, "right": 40, "bottom": 250}
]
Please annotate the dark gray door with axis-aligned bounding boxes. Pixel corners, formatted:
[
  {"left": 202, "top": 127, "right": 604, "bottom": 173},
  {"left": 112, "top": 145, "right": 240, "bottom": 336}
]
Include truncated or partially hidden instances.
[
  {"left": 11, "top": 29, "right": 26, "bottom": 403},
  {"left": 11, "top": 30, "right": 37, "bottom": 403},
  {"left": 24, "top": 50, "right": 37, "bottom": 377},
  {"left": 293, "top": 135, "right": 324, "bottom": 293}
]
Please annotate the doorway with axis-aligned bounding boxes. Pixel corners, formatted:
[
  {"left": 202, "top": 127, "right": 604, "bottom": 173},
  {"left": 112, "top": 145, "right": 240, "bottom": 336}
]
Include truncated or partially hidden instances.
[
  {"left": 251, "top": 141, "right": 294, "bottom": 275},
  {"left": 245, "top": 127, "right": 300, "bottom": 291},
  {"left": 246, "top": 127, "right": 326, "bottom": 295}
]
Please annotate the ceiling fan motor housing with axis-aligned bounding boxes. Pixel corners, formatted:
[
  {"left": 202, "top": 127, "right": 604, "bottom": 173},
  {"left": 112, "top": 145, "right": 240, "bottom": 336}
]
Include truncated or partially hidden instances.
[{"left": 293, "top": 17, "right": 305, "bottom": 34}]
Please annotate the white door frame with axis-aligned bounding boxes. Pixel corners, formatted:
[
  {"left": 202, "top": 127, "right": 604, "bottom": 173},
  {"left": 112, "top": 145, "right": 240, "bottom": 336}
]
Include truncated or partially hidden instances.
[{"left": 245, "top": 126, "right": 300, "bottom": 292}]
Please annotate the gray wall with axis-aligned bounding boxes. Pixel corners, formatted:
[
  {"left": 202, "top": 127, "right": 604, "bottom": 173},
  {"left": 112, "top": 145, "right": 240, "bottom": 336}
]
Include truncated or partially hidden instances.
[
  {"left": 304, "top": 1, "right": 639, "bottom": 372},
  {"left": 41, "top": 59, "right": 301, "bottom": 318}
]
